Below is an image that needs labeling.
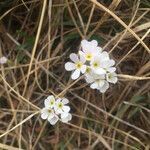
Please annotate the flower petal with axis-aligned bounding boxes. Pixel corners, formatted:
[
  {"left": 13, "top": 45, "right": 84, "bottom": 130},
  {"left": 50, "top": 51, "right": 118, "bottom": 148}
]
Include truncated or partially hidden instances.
[
  {"left": 107, "top": 67, "right": 116, "bottom": 73},
  {"left": 0, "top": 57, "right": 7, "bottom": 64},
  {"left": 41, "top": 111, "right": 48, "bottom": 120},
  {"left": 85, "top": 74, "right": 95, "bottom": 83},
  {"left": 61, "top": 113, "right": 72, "bottom": 123},
  {"left": 94, "top": 68, "right": 106, "bottom": 75},
  {"left": 100, "top": 51, "right": 109, "bottom": 61},
  {"left": 71, "top": 69, "right": 80, "bottom": 80},
  {"left": 48, "top": 115, "right": 59, "bottom": 125},
  {"left": 65, "top": 62, "right": 76, "bottom": 71},
  {"left": 79, "top": 54, "right": 86, "bottom": 63},
  {"left": 106, "top": 73, "right": 118, "bottom": 84},
  {"left": 81, "top": 65, "right": 87, "bottom": 74},
  {"left": 62, "top": 98, "right": 69, "bottom": 104},
  {"left": 63, "top": 106, "right": 70, "bottom": 113},
  {"left": 98, "top": 80, "right": 105, "bottom": 88},
  {"left": 99, "top": 81, "right": 109, "bottom": 93},
  {"left": 44, "top": 98, "right": 50, "bottom": 107},
  {"left": 70, "top": 53, "right": 79, "bottom": 62},
  {"left": 48, "top": 112, "right": 55, "bottom": 120},
  {"left": 61, "top": 112, "right": 69, "bottom": 119},
  {"left": 90, "top": 82, "right": 98, "bottom": 89},
  {"left": 91, "top": 40, "right": 98, "bottom": 47}
]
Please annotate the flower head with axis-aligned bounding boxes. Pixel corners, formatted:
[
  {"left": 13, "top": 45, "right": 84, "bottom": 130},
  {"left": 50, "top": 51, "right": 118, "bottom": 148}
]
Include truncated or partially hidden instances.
[
  {"left": 106, "top": 72, "right": 118, "bottom": 84},
  {"left": 54, "top": 98, "right": 70, "bottom": 114},
  {"left": 41, "top": 96, "right": 71, "bottom": 125},
  {"left": 79, "top": 40, "right": 102, "bottom": 61},
  {"left": 65, "top": 39, "right": 118, "bottom": 93},
  {"left": 41, "top": 107, "right": 59, "bottom": 125},
  {"left": 0, "top": 56, "right": 7, "bottom": 64},
  {"left": 65, "top": 53, "right": 86, "bottom": 80},
  {"left": 44, "top": 95, "right": 55, "bottom": 108}
]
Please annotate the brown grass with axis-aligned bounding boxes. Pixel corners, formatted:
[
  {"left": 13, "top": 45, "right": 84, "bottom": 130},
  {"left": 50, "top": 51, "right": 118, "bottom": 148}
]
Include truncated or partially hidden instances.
[{"left": 0, "top": 0, "right": 150, "bottom": 149}]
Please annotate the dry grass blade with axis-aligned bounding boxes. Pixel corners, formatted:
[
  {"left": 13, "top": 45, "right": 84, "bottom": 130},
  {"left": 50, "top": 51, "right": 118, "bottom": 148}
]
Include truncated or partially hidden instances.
[
  {"left": 0, "top": 0, "right": 149, "bottom": 149},
  {"left": 90, "top": 0, "right": 150, "bottom": 53},
  {"left": 0, "top": 112, "right": 39, "bottom": 138}
]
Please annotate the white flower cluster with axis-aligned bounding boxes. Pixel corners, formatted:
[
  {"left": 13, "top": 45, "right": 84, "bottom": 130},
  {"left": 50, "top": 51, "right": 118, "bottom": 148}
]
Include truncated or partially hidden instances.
[
  {"left": 65, "top": 39, "right": 118, "bottom": 93},
  {"left": 41, "top": 95, "right": 72, "bottom": 125}
]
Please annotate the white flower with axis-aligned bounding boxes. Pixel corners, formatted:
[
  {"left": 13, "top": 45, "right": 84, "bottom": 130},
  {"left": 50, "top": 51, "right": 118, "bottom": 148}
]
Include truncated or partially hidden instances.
[
  {"left": 65, "top": 53, "right": 86, "bottom": 80},
  {"left": 102, "top": 59, "right": 116, "bottom": 73},
  {"left": 41, "top": 95, "right": 72, "bottom": 125},
  {"left": 106, "top": 72, "right": 118, "bottom": 84},
  {"left": 90, "top": 51, "right": 116, "bottom": 75},
  {"left": 79, "top": 39, "right": 102, "bottom": 61},
  {"left": 61, "top": 113, "right": 72, "bottom": 123},
  {"left": 0, "top": 56, "right": 7, "bottom": 64},
  {"left": 41, "top": 107, "right": 59, "bottom": 125},
  {"left": 44, "top": 95, "right": 55, "bottom": 108},
  {"left": 54, "top": 98, "right": 70, "bottom": 114},
  {"left": 90, "top": 51, "right": 109, "bottom": 74}
]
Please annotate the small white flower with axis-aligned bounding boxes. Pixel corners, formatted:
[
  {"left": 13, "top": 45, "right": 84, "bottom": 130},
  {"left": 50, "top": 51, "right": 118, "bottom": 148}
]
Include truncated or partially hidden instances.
[
  {"left": 54, "top": 98, "right": 70, "bottom": 114},
  {"left": 44, "top": 95, "right": 55, "bottom": 108},
  {"left": 0, "top": 56, "right": 7, "bottom": 64},
  {"left": 41, "top": 95, "right": 72, "bottom": 125},
  {"left": 41, "top": 107, "right": 55, "bottom": 120},
  {"left": 102, "top": 59, "right": 116, "bottom": 73},
  {"left": 106, "top": 72, "right": 118, "bottom": 84},
  {"left": 79, "top": 39, "right": 102, "bottom": 61},
  {"left": 61, "top": 113, "right": 72, "bottom": 123},
  {"left": 90, "top": 51, "right": 116, "bottom": 75},
  {"left": 65, "top": 53, "right": 86, "bottom": 80}
]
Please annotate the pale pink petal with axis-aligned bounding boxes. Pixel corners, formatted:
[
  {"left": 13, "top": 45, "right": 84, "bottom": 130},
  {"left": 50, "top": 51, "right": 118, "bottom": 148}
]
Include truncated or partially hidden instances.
[
  {"left": 0, "top": 57, "right": 7, "bottom": 64},
  {"left": 107, "top": 67, "right": 116, "bottom": 73},
  {"left": 98, "top": 80, "right": 105, "bottom": 87},
  {"left": 90, "top": 82, "right": 98, "bottom": 89},
  {"left": 85, "top": 74, "right": 95, "bottom": 83},
  {"left": 48, "top": 112, "right": 55, "bottom": 120},
  {"left": 70, "top": 53, "right": 79, "bottom": 62},
  {"left": 94, "top": 68, "right": 106, "bottom": 75},
  {"left": 100, "top": 51, "right": 109, "bottom": 61},
  {"left": 44, "top": 98, "right": 50, "bottom": 107},
  {"left": 61, "top": 112, "right": 69, "bottom": 119},
  {"left": 99, "top": 81, "right": 109, "bottom": 93},
  {"left": 61, "top": 113, "right": 72, "bottom": 123},
  {"left": 91, "top": 40, "right": 98, "bottom": 47},
  {"left": 106, "top": 73, "right": 118, "bottom": 84},
  {"left": 41, "top": 112, "right": 48, "bottom": 120},
  {"left": 79, "top": 54, "right": 86, "bottom": 63},
  {"left": 65, "top": 62, "right": 76, "bottom": 71},
  {"left": 81, "top": 65, "right": 86, "bottom": 74},
  {"left": 62, "top": 98, "right": 69, "bottom": 104},
  {"left": 71, "top": 69, "right": 80, "bottom": 80},
  {"left": 63, "top": 106, "right": 70, "bottom": 113},
  {"left": 48, "top": 115, "right": 59, "bottom": 125}
]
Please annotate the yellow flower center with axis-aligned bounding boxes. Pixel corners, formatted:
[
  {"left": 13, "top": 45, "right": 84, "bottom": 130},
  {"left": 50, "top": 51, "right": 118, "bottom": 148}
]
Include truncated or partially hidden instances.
[
  {"left": 58, "top": 102, "right": 63, "bottom": 109},
  {"left": 85, "top": 53, "right": 92, "bottom": 60},
  {"left": 86, "top": 67, "right": 91, "bottom": 73},
  {"left": 76, "top": 62, "right": 82, "bottom": 69},
  {"left": 50, "top": 101, "right": 54, "bottom": 105},
  {"left": 93, "top": 62, "right": 99, "bottom": 68},
  {"left": 48, "top": 109, "right": 52, "bottom": 113},
  {"left": 108, "top": 74, "right": 112, "bottom": 79}
]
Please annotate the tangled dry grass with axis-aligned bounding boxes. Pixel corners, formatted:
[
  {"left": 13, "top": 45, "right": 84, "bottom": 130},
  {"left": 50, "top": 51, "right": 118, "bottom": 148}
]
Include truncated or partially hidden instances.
[{"left": 0, "top": 0, "right": 150, "bottom": 149}]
